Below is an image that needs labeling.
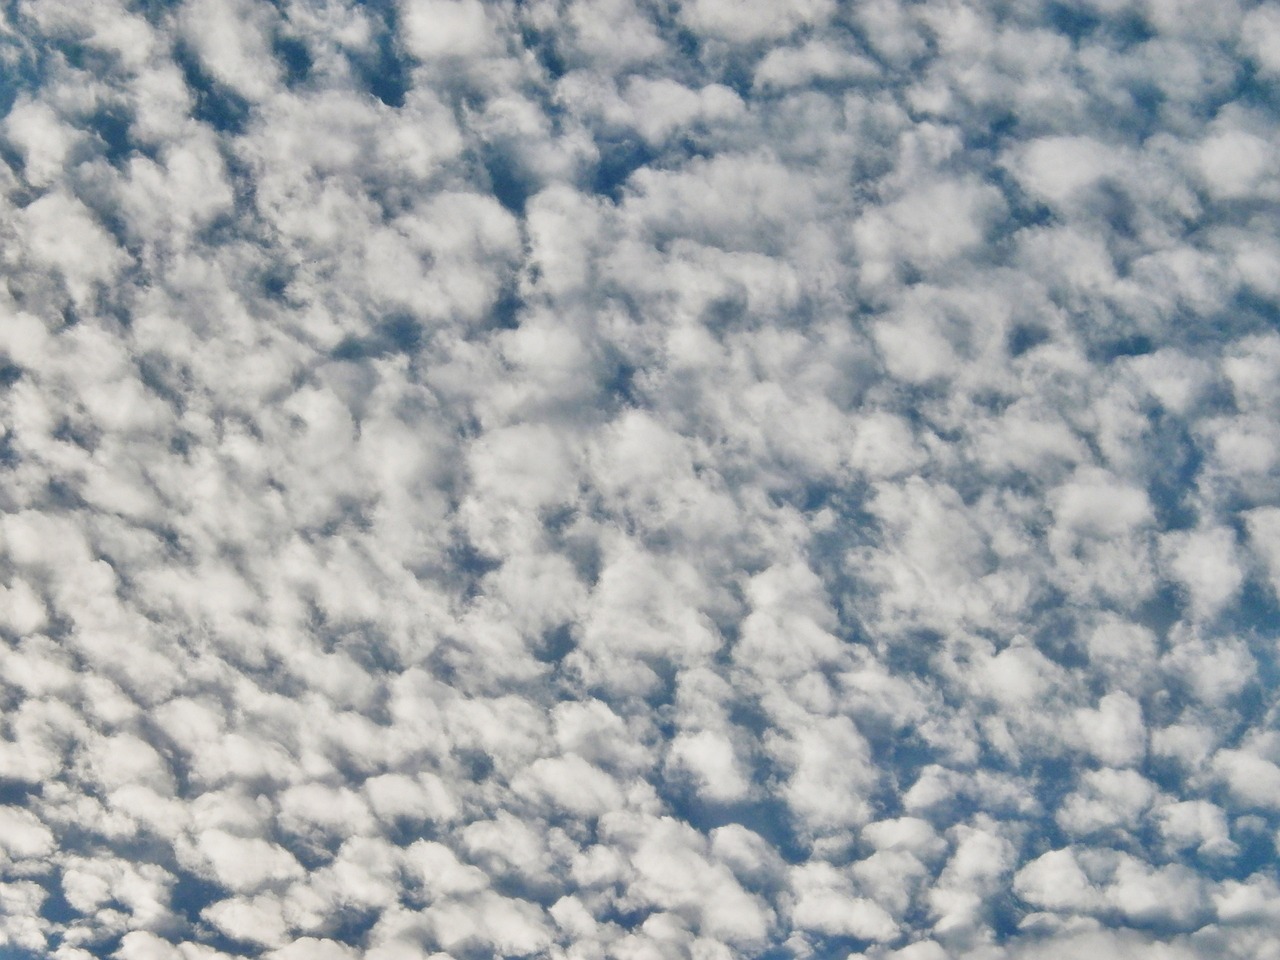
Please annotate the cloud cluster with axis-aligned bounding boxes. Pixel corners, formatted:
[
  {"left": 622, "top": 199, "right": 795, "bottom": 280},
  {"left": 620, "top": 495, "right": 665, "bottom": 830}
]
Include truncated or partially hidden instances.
[{"left": 1, "top": 0, "right": 1279, "bottom": 958}]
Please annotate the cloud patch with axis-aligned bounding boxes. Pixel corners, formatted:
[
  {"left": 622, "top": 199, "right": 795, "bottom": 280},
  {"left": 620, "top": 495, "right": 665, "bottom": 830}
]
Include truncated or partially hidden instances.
[{"left": 1, "top": 0, "right": 1278, "bottom": 957}]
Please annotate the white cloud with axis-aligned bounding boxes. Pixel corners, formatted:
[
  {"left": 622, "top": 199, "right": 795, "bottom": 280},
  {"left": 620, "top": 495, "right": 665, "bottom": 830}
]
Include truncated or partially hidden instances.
[
  {"left": 1056, "top": 767, "right": 1156, "bottom": 836},
  {"left": 558, "top": 0, "right": 666, "bottom": 67},
  {"left": 0, "top": 806, "right": 55, "bottom": 864},
  {"left": 398, "top": 0, "right": 497, "bottom": 61},
  {"left": 179, "top": 0, "right": 281, "bottom": 101},
  {"left": 1163, "top": 627, "right": 1255, "bottom": 708},
  {"left": 426, "top": 890, "right": 553, "bottom": 955},
  {"left": 1213, "top": 747, "right": 1280, "bottom": 811},
  {"left": 365, "top": 771, "right": 460, "bottom": 825},
  {"left": 1104, "top": 855, "right": 1208, "bottom": 929},
  {"left": 754, "top": 41, "right": 879, "bottom": 90},
  {"left": 788, "top": 862, "right": 899, "bottom": 942},
  {"left": 3, "top": 0, "right": 1279, "bottom": 956},
  {"left": 1015, "top": 847, "right": 1104, "bottom": 914},
  {"left": 1195, "top": 127, "right": 1273, "bottom": 200},
  {"left": 770, "top": 714, "right": 879, "bottom": 833},
  {"left": 402, "top": 840, "right": 488, "bottom": 898},
  {"left": 1154, "top": 799, "right": 1237, "bottom": 858},
  {"left": 516, "top": 753, "right": 628, "bottom": 816},
  {"left": 18, "top": 192, "right": 128, "bottom": 307},
  {"left": 665, "top": 729, "right": 751, "bottom": 804},
  {"left": 678, "top": 0, "right": 834, "bottom": 44},
  {"left": 183, "top": 829, "right": 305, "bottom": 894},
  {"left": 1073, "top": 693, "right": 1147, "bottom": 768},
  {"left": 1009, "top": 136, "right": 1120, "bottom": 206},
  {"left": 607, "top": 814, "right": 773, "bottom": 946},
  {"left": 4, "top": 98, "right": 80, "bottom": 187},
  {"left": 621, "top": 78, "right": 745, "bottom": 147},
  {"left": 1159, "top": 525, "right": 1244, "bottom": 621},
  {"left": 855, "top": 178, "right": 1005, "bottom": 287},
  {"left": 1241, "top": 4, "right": 1280, "bottom": 75},
  {"left": 928, "top": 819, "right": 1017, "bottom": 938},
  {"left": 203, "top": 894, "right": 290, "bottom": 947},
  {"left": 1214, "top": 872, "right": 1280, "bottom": 925}
]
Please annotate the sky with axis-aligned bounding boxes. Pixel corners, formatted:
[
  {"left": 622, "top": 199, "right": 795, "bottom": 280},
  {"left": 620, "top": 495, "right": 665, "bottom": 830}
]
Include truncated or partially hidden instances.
[{"left": 1, "top": 0, "right": 1280, "bottom": 958}]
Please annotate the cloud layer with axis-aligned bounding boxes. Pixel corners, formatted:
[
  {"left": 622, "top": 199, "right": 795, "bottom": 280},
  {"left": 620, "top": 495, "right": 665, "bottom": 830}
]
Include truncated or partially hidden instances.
[{"left": 1, "top": 0, "right": 1279, "bottom": 958}]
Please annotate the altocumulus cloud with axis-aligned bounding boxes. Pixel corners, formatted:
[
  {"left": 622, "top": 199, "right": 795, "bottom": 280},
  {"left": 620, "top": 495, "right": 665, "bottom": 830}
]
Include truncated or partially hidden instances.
[{"left": 0, "top": 0, "right": 1279, "bottom": 958}]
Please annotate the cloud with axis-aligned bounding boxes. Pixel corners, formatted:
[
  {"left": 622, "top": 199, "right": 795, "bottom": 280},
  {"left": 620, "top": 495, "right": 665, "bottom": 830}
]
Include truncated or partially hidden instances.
[
  {"left": 678, "top": 0, "right": 835, "bottom": 44},
  {"left": 788, "top": 861, "right": 899, "bottom": 942},
  {"left": 1014, "top": 847, "right": 1105, "bottom": 914},
  {"left": 2, "top": 0, "right": 1279, "bottom": 956}
]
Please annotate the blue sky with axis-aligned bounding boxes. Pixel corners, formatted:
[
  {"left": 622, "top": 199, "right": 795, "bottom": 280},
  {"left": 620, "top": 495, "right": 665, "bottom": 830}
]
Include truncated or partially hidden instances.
[{"left": 1, "top": 1, "right": 1280, "bottom": 958}]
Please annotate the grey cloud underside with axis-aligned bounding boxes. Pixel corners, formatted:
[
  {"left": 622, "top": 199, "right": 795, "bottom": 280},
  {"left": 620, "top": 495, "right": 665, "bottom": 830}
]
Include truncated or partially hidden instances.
[{"left": 1, "top": 0, "right": 1280, "bottom": 958}]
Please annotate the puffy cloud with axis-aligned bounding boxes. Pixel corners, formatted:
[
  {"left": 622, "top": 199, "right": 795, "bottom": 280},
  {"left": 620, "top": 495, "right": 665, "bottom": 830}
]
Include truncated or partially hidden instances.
[
  {"left": 0, "top": 806, "right": 55, "bottom": 865},
  {"left": 178, "top": 0, "right": 282, "bottom": 101},
  {"left": 1160, "top": 525, "right": 1244, "bottom": 620},
  {"left": 1015, "top": 847, "right": 1105, "bottom": 914},
  {"left": 928, "top": 819, "right": 1017, "bottom": 939},
  {"left": 1153, "top": 799, "right": 1237, "bottom": 858},
  {"left": 1056, "top": 767, "right": 1157, "bottom": 837},
  {"left": 678, "top": 0, "right": 834, "bottom": 44},
  {"left": 203, "top": 894, "right": 291, "bottom": 948},
  {"left": 0, "top": 881, "right": 51, "bottom": 953},
  {"left": 425, "top": 891, "right": 553, "bottom": 956},
  {"left": 665, "top": 729, "right": 751, "bottom": 804},
  {"left": 181, "top": 829, "right": 305, "bottom": 894},
  {"left": 787, "top": 862, "right": 899, "bottom": 942},
  {"left": 1073, "top": 692, "right": 1147, "bottom": 768},
  {"left": 605, "top": 814, "right": 774, "bottom": 946},
  {"left": 1213, "top": 744, "right": 1280, "bottom": 812},
  {"left": 770, "top": 714, "right": 880, "bottom": 834},
  {"left": 754, "top": 40, "right": 879, "bottom": 91},
  {"left": 3, "top": 0, "right": 1279, "bottom": 956},
  {"left": 399, "top": 0, "right": 508, "bottom": 65},
  {"left": 1104, "top": 855, "right": 1210, "bottom": 929},
  {"left": 18, "top": 191, "right": 129, "bottom": 306},
  {"left": 1241, "top": 4, "right": 1280, "bottom": 75}
]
